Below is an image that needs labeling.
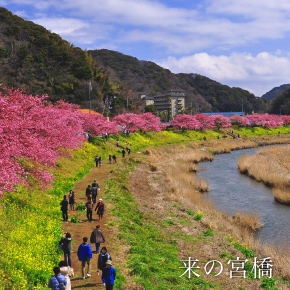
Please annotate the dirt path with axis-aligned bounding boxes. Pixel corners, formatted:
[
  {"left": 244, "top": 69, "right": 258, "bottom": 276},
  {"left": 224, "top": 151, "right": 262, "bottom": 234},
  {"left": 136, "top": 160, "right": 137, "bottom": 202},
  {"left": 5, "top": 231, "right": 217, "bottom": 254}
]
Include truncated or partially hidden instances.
[{"left": 61, "top": 160, "right": 115, "bottom": 289}]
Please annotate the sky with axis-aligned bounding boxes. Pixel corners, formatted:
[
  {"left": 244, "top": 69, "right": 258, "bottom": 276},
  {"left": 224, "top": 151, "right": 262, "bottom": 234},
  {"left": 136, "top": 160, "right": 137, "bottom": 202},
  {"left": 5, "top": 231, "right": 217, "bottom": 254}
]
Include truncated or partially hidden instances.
[{"left": 2, "top": 0, "right": 290, "bottom": 96}]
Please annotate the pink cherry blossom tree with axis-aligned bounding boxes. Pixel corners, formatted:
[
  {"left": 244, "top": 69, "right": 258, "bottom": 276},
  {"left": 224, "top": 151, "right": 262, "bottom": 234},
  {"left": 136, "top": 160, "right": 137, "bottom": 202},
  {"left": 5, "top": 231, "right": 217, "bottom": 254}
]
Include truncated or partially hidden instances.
[
  {"left": 195, "top": 114, "right": 214, "bottom": 130},
  {"left": 139, "top": 113, "right": 162, "bottom": 132},
  {"left": 112, "top": 113, "right": 145, "bottom": 132},
  {"left": 170, "top": 115, "right": 201, "bottom": 130},
  {"left": 230, "top": 115, "right": 250, "bottom": 127},
  {"left": 211, "top": 115, "right": 232, "bottom": 130}
]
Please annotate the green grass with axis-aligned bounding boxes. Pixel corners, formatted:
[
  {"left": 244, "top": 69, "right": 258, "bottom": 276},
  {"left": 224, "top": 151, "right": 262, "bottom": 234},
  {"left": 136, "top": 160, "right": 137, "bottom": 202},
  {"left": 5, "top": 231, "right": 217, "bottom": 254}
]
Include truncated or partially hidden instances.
[
  {"left": 105, "top": 162, "right": 215, "bottom": 290},
  {"left": 1, "top": 125, "right": 289, "bottom": 289}
]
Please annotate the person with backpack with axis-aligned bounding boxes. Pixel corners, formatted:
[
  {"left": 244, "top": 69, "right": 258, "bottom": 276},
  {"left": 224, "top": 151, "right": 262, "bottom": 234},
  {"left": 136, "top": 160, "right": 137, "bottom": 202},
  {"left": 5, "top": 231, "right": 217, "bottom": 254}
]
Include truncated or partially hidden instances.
[
  {"left": 98, "top": 247, "right": 111, "bottom": 273},
  {"left": 48, "top": 267, "right": 67, "bottom": 290},
  {"left": 95, "top": 198, "right": 105, "bottom": 221},
  {"left": 90, "top": 225, "right": 105, "bottom": 253},
  {"left": 68, "top": 190, "right": 75, "bottom": 211},
  {"left": 60, "top": 195, "right": 69, "bottom": 222},
  {"left": 59, "top": 261, "right": 72, "bottom": 290},
  {"left": 95, "top": 156, "right": 99, "bottom": 167},
  {"left": 77, "top": 237, "right": 93, "bottom": 280},
  {"left": 92, "top": 179, "right": 99, "bottom": 188},
  {"left": 85, "top": 185, "right": 92, "bottom": 200},
  {"left": 112, "top": 155, "right": 117, "bottom": 163},
  {"left": 59, "top": 232, "right": 72, "bottom": 267},
  {"left": 127, "top": 147, "right": 131, "bottom": 156},
  {"left": 85, "top": 197, "right": 94, "bottom": 222},
  {"left": 102, "top": 260, "right": 116, "bottom": 290}
]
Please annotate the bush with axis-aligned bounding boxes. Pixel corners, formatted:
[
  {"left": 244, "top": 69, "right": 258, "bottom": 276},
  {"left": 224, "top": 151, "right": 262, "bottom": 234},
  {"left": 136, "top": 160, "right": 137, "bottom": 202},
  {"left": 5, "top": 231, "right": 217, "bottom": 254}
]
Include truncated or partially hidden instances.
[
  {"left": 76, "top": 203, "right": 86, "bottom": 211},
  {"left": 193, "top": 211, "right": 204, "bottom": 221},
  {"left": 71, "top": 215, "right": 80, "bottom": 223}
]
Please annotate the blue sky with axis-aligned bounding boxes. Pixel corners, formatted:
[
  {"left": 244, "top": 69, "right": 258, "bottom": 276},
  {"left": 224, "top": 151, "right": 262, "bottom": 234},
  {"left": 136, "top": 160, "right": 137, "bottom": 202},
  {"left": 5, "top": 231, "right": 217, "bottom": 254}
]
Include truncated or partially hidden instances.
[{"left": 2, "top": 0, "right": 290, "bottom": 96}]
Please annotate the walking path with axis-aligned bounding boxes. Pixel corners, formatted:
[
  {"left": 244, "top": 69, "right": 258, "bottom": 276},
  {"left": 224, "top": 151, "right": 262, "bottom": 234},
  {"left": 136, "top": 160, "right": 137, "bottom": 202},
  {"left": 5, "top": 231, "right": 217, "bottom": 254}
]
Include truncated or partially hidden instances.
[{"left": 62, "top": 160, "right": 114, "bottom": 289}]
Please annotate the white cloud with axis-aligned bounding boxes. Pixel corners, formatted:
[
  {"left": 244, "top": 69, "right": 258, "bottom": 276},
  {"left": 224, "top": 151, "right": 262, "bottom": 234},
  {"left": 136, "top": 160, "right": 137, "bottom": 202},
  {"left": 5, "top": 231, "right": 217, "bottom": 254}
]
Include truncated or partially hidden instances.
[
  {"left": 157, "top": 52, "right": 290, "bottom": 96},
  {"left": 13, "top": 10, "right": 30, "bottom": 19},
  {"left": 32, "top": 17, "right": 114, "bottom": 45},
  {"left": 6, "top": 0, "right": 290, "bottom": 54}
]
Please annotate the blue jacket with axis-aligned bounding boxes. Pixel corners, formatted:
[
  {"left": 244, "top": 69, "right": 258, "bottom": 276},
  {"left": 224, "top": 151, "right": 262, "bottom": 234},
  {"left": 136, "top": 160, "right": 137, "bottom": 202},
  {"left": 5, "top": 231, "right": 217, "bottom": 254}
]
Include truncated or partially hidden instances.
[
  {"left": 48, "top": 274, "right": 67, "bottom": 290},
  {"left": 102, "top": 266, "right": 116, "bottom": 285},
  {"left": 77, "top": 242, "right": 93, "bottom": 261}
]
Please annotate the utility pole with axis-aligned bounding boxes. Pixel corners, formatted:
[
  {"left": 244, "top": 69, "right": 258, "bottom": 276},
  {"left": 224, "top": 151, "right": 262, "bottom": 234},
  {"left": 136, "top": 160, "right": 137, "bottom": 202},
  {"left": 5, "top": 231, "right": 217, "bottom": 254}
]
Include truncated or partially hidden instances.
[
  {"left": 242, "top": 99, "right": 243, "bottom": 113},
  {"left": 89, "top": 81, "right": 92, "bottom": 113},
  {"left": 127, "top": 96, "right": 129, "bottom": 113}
]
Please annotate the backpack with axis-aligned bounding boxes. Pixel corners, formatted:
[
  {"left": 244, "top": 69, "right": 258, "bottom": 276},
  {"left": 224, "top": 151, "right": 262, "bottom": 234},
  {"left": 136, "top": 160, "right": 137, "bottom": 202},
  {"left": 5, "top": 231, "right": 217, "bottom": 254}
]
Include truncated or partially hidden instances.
[{"left": 56, "top": 275, "right": 65, "bottom": 290}]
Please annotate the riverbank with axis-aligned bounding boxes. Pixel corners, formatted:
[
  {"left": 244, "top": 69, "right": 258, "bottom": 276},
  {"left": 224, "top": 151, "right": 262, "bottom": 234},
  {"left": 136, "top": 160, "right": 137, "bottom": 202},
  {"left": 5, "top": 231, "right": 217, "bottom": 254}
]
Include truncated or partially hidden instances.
[
  {"left": 104, "top": 135, "right": 290, "bottom": 289},
  {"left": 1, "top": 126, "right": 290, "bottom": 289},
  {"left": 238, "top": 145, "right": 290, "bottom": 204}
]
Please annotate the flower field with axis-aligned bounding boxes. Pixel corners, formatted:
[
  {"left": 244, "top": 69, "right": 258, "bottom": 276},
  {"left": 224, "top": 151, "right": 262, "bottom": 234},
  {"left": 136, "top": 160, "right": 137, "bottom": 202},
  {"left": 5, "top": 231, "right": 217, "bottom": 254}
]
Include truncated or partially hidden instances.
[{"left": 1, "top": 87, "right": 290, "bottom": 288}]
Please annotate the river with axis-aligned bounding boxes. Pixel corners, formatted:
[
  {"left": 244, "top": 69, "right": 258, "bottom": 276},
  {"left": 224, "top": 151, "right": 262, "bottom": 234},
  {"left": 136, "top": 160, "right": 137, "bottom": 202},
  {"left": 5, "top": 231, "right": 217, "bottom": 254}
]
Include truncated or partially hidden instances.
[{"left": 196, "top": 145, "right": 290, "bottom": 246}]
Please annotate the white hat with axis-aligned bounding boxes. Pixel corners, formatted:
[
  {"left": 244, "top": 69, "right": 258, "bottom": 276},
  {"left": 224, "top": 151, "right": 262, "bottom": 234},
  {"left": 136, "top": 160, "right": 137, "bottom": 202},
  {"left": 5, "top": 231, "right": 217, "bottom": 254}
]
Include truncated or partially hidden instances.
[{"left": 99, "top": 198, "right": 103, "bottom": 201}]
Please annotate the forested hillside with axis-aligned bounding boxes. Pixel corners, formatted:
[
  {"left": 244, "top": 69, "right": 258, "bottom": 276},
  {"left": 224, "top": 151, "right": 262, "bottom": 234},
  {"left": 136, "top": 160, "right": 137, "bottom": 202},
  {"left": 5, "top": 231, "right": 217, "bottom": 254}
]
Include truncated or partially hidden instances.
[
  {"left": 90, "top": 49, "right": 267, "bottom": 113},
  {"left": 0, "top": 7, "right": 117, "bottom": 110},
  {"left": 0, "top": 7, "right": 267, "bottom": 114},
  {"left": 261, "top": 84, "right": 290, "bottom": 102},
  {"left": 269, "top": 87, "right": 290, "bottom": 115}
]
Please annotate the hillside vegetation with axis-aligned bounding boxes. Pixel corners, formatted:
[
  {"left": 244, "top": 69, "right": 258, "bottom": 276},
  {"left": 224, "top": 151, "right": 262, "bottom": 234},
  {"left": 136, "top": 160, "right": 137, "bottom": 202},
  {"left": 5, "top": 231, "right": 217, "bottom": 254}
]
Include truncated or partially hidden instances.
[
  {"left": 261, "top": 84, "right": 290, "bottom": 102},
  {"left": 0, "top": 7, "right": 117, "bottom": 109},
  {"left": 90, "top": 49, "right": 267, "bottom": 113}
]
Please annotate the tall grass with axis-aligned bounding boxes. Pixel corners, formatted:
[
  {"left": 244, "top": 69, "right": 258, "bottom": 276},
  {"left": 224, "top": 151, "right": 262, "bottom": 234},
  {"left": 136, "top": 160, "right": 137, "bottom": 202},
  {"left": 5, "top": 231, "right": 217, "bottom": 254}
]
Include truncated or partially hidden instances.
[{"left": 237, "top": 145, "right": 290, "bottom": 204}]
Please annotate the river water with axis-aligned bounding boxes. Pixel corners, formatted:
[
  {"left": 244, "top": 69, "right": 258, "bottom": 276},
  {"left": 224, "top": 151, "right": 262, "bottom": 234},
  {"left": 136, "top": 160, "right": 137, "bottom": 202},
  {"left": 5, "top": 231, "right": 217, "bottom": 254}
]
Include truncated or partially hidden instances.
[{"left": 196, "top": 145, "right": 290, "bottom": 246}]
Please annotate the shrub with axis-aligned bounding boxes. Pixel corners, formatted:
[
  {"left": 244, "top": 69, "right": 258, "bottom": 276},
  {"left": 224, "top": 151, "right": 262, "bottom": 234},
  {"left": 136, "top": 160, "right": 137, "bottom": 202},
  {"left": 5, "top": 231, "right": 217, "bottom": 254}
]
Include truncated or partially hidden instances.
[
  {"left": 71, "top": 215, "right": 80, "bottom": 223},
  {"left": 76, "top": 203, "right": 86, "bottom": 211},
  {"left": 186, "top": 209, "right": 194, "bottom": 216},
  {"left": 193, "top": 211, "right": 204, "bottom": 221},
  {"left": 203, "top": 228, "right": 214, "bottom": 237}
]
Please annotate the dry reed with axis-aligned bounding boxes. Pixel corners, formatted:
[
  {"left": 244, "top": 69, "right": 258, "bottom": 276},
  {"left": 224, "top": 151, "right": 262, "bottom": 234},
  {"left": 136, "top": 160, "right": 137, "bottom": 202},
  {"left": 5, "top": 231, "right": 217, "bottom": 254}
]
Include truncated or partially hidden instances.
[
  {"left": 142, "top": 140, "right": 290, "bottom": 280},
  {"left": 238, "top": 145, "right": 290, "bottom": 203},
  {"left": 232, "top": 211, "right": 263, "bottom": 231}
]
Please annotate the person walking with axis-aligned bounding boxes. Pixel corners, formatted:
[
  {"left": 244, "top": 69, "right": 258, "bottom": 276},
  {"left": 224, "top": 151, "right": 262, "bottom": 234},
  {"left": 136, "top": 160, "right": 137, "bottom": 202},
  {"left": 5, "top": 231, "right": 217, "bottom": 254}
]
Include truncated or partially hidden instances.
[
  {"left": 59, "top": 261, "right": 73, "bottom": 290},
  {"left": 122, "top": 149, "right": 125, "bottom": 158},
  {"left": 91, "top": 180, "right": 99, "bottom": 204},
  {"left": 92, "top": 179, "right": 99, "bottom": 188},
  {"left": 90, "top": 225, "right": 105, "bottom": 253},
  {"left": 48, "top": 267, "right": 67, "bottom": 289},
  {"left": 59, "top": 232, "right": 72, "bottom": 267},
  {"left": 98, "top": 247, "right": 111, "bottom": 273},
  {"left": 85, "top": 185, "right": 92, "bottom": 200},
  {"left": 95, "top": 156, "right": 99, "bottom": 167},
  {"left": 91, "top": 186, "right": 98, "bottom": 205},
  {"left": 116, "top": 140, "right": 119, "bottom": 147},
  {"left": 60, "top": 195, "right": 69, "bottom": 222},
  {"left": 85, "top": 198, "right": 94, "bottom": 222},
  {"left": 112, "top": 155, "right": 117, "bottom": 163},
  {"left": 102, "top": 260, "right": 116, "bottom": 290},
  {"left": 109, "top": 153, "right": 112, "bottom": 164},
  {"left": 127, "top": 148, "right": 131, "bottom": 156},
  {"left": 95, "top": 198, "right": 105, "bottom": 220},
  {"left": 68, "top": 190, "right": 75, "bottom": 211},
  {"left": 77, "top": 237, "right": 93, "bottom": 279},
  {"left": 99, "top": 156, "right": 102, "bottom": 167}
]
